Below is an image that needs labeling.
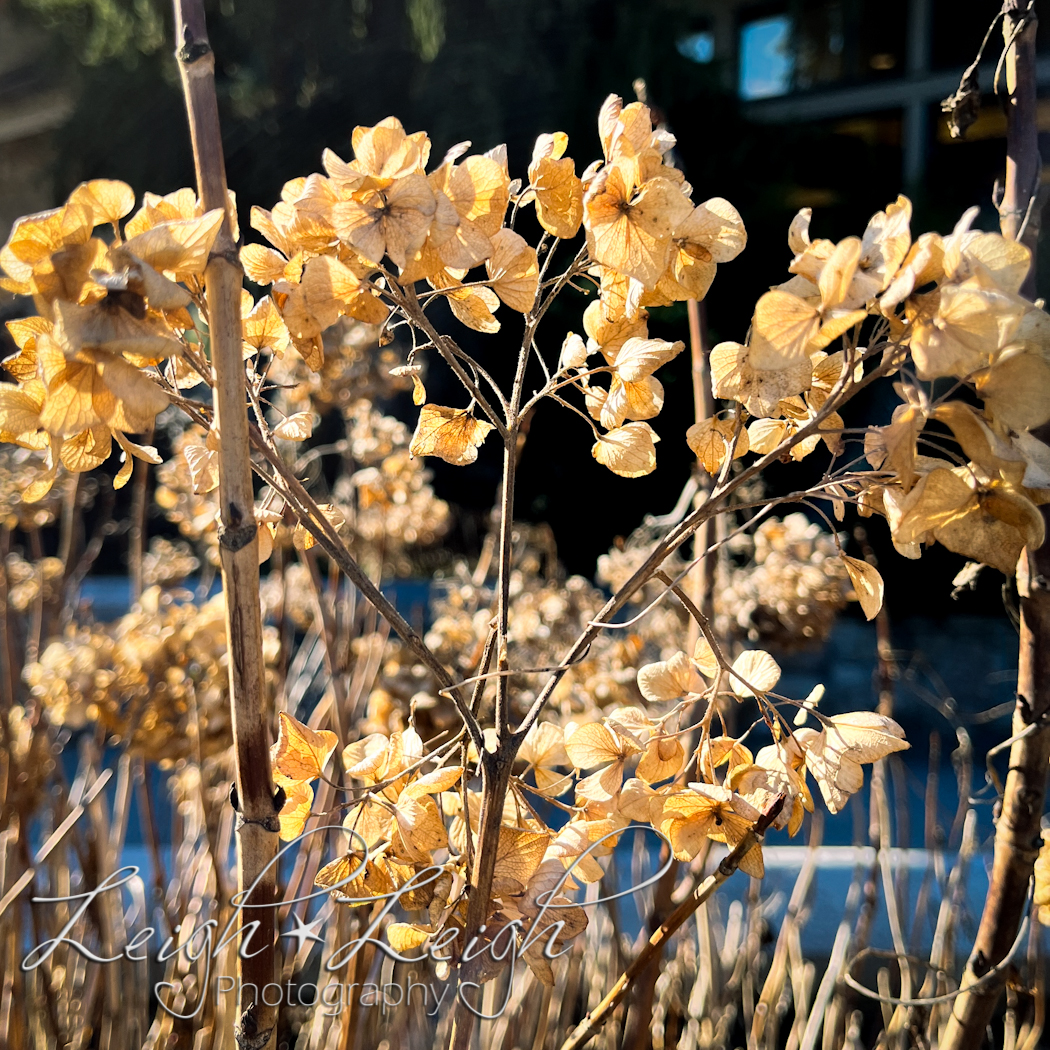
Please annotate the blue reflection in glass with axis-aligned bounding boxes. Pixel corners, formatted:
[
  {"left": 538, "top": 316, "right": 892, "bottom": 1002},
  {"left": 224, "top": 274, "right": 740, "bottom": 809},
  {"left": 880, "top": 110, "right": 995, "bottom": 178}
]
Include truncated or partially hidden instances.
[
  {"left": 676, "top": 30, "right": 715, "bottom": 64},
  {"left": 739, "top": 15, "right": 794, "bottom": 100}
]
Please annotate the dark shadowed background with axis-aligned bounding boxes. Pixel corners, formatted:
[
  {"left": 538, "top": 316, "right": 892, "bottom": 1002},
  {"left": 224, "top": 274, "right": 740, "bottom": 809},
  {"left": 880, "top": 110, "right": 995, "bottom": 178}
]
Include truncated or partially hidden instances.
[{"left": 2, "top": 0, "right": 1047, "bottom": 621}]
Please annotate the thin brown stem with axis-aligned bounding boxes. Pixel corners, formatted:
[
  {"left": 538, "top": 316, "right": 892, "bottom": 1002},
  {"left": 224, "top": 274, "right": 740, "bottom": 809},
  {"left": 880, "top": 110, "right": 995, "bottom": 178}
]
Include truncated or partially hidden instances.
[
  {"left": 246, "top": 434, "right": 483, "bottom": 750},
  {"left": 301, "top": 549, "right": 348, "bottom": 747},
  {"left": 448, "top": 749, "right": 516, "bottom": 1050},
  {"left": 395, "top": 282, "right": 509, "bottom": 437},
  {"left": 687, "top": 297, "right": 716, "bottom": 640},
  {"left": 558, "top": 796, "right": 784, "bottom": 1050},
  {"left": 493, "top": 437, "right": 516, "bottom": 739},
  {"left": 0, "top": 529, "right": 15, "bottom": 714},
  {"left": 449, "top": 312, "right": 535, "bottom": 1050},
  {"left": 998, "top": 0, "right": 1041, "bottom": 294}
]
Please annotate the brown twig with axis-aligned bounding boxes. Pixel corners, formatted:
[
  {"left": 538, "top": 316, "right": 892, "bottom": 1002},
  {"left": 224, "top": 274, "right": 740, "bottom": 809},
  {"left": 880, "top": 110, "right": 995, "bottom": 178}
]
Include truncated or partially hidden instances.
[
  {"left": 558, "top": 796, "right": 784, "bottom": 1050},
  {"left": 246, "top": 434, "right": 483, "bottom": 751},
  {"left": 448, "top": 312, "right": 533, "bottom": 1050},
  {"left": 686, "top": 297, "right": 716, "bottom": 615},
  {"left": 997, "top": 0, "right": 1041, "bottom": 292}
]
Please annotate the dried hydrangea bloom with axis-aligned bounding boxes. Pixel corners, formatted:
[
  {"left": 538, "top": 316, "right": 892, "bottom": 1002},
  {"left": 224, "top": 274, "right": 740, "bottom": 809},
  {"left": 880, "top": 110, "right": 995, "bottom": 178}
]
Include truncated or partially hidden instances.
[
  {"left": 716, "top": 514, "right": 850, "bottom": 649},
  {"left": 24, "top": 587, "right": 279, "bottom": 764}
]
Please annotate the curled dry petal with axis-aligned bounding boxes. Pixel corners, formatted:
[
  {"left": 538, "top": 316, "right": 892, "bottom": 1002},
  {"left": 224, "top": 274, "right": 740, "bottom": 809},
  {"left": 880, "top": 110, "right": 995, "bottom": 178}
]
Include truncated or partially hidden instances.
[
  {"left": 910, "top": 277, "right": 1024, "bottom": 380},
  {"left": 273, "top": 412, "right": 314, "bottom": 442},
  {"left": 485, "top": 229, "right": 539, "bottom": 313},
  {"left": 804, "top": 712, "right": 909, "bottom": 814},
  {"left": 841, "top": 555, "right": 884, "bottom": 620},
  {"left": 637, "top": 650, "right": 705, "bottom": 703},
  {"left": 658, "top": 784, "right": 764, "bottom": 876},
  {"left": 564, "top": 721, "right": 640, "bottom": 769},
  {"left": 122, "top": 210, "right": 225, "bottom": 277},
  {"left": 67, "top": 180, "right": 136, "bottom": 227},
  {"left": 331, "top": 174, "right": 436, "bottom": 269},
  {"left": 242, "top": 296, "right": 292, "bottom": 357},
  {"left": 686, "top": 416, "right": 749, "bottom": 475},
  {"left": 1035, "top": 830, "right": 1050, "bottom": 926},
  {"left": 410, "top": 404, "right": 495, "bottom": 466},
  {"left": 730, "top": 650, "right": 781, "bottom": 698},
  {"left": 277, "top": 780, "right": 314, "bottom": 841},
  {"left": 591, "top": 421, "right": 659, "bottom": 478},
  {"left": 292, "top": 503, "right": 347, "bottom": 552},
  {"left": 271, "top": 711, "right": 338, "bottom": 783},
  {"left": 710, "top": 340, "right": 812, "bottom": 419},
  {"left": 636, "top": 736, "right": 685, "bottom": 784},
  {"left": 614, "top": 337, "right": 684, "bottom": 383},
  {"left": 519, "top": 722, "right": 572, "bottom": 797},
  {"left": 528, "top": 143, "right": 584, "bottom": 240},
  {"left": 698, "top": 737, "right": 754, "bottom": 780},
  {"left": 599, "top": 374, "right": 663, "bottom": 430},
  {"left": 584, "top": 164, "right": 691, "bottom": 290},
  {"left": 975, "top": 348, "right": 1050, "bottom": 431},
  {"left": 559, "top": 332, "right": 589, "bottom": 370},
  {"left": 693, "top": 635, "right": 719, "bottom": 678}
]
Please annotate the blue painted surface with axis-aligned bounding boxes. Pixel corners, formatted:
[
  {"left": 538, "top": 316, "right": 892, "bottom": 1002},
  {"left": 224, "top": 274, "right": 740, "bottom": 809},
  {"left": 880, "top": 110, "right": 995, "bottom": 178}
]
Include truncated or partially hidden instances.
[
  {"left": 772, "top": 615, "right": 1015, "bottom": 850},
  {"left": 602, "top": 836, "right": 991, "bottom": 957}
]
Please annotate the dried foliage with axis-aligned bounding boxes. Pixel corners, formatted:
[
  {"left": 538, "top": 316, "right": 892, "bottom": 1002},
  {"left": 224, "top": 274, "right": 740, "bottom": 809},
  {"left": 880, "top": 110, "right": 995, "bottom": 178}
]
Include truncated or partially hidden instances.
[{"left": 0, "top": 77, "right": 1047, "bottom": 1050}]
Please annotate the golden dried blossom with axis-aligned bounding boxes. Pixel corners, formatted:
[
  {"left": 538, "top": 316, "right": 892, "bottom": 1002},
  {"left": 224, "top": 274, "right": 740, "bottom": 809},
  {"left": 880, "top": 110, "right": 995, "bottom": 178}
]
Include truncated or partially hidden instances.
[
  {"left": 658, "top": 784, "right": 764, "bottom": 876},
  {"left": 686, "top": 416, "right": 749, "bottom": 474},
  {"left": 331, "top": 174, "right": 437, "bottom": 270},
  {"left": 803, "top": 712, "right": 909, "bottom": 813},
  {"left": 410, "top": 404, "right": 495, "bottom": 465},
  {"left": 584, "top": 163, "right": 691, "bottom": 290},
  {"left": 526, "top": 132, "right": 584, "bottom": 240},
  {"left": 591, "top": 421, "right": 659, "bottom": 477}
]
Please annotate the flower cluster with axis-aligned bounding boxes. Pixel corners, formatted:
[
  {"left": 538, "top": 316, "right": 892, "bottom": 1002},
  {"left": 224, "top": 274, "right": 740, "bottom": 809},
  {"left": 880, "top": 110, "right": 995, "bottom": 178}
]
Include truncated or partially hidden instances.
[
  {"left": 274, "top": 635, "right": 907, "bottom": 981},
  {"left": 0, "top": 445, "right": 64, "bottom": 528},
  {"left": 716, "top": 513, "right": 851, "bottom": 648},
  {"left": 4, "top": 551, "right": 65, "bottom": 611},
  {"left": 18, "top": 87, "right": 1050, "bottom": 1006},
  {"left": 697, "top": 198, "right": 1048, "bottom": 575},
  {"left": 332, "top": 400, "right": 450, "bottom": 574},
  {"left": 0, "top": 184, "right": 226, "bottom": 499},
  {"left": 24, "top": 586, "right": 280, "bottom": 763},
  {"left": 228, "top": 99, "right": 745, "bottom": 475}
]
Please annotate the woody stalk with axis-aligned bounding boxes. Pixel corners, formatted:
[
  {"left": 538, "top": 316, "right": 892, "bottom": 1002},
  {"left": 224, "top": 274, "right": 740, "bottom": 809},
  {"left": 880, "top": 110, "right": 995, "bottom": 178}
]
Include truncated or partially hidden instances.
[{"left": 173, "top": 2, "right": 279, "bottom": 1047}]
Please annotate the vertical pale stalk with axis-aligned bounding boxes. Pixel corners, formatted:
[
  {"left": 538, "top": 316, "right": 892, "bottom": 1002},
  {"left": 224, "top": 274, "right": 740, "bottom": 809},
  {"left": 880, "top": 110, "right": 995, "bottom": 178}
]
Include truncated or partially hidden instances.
[
  {"left": 943, "top": 5, "right": 1050, "bottom": 1046},
  {"left": 128, "top": 426, "right": 152, "bottom": 601},
  {"left": 172, "top": 3, "right": 279, "bottom": 1048},
  {"left": 998, "top": 1, "right": 1041, "bottom": 294},
  {"left": 448, "top": 749, "right": 516, "bottom": 1050},
  {"left": 617, "top": 298, "right": 713, "bottom": 1048},
  {"left": 687, "top": 298, "right": 715, "bottom": 633}
]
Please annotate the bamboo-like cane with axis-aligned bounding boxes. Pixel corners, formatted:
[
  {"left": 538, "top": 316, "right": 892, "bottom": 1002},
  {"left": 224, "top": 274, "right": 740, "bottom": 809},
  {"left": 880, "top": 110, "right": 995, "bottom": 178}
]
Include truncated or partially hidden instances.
[
  {"left": 942, "top": 5, "right": 1050, "bottom": 1046},
  {"left": 172, "top": 4, "right": 279, "bottom": 1048}
]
